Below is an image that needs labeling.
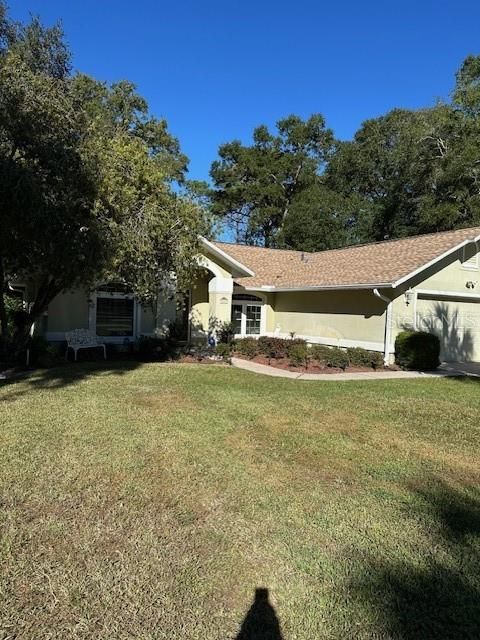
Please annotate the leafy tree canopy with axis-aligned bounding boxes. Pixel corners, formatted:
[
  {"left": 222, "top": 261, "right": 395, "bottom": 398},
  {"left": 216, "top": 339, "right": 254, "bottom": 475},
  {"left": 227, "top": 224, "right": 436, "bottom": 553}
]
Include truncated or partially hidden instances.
[
  {"left": 211, "top": 56, "right": 480, "bottom": 250},
  {"left": 0, "top": 3, "right": 207, "bottom": 349},
  {"left": 210, "top": 114, "right": 334, "bottom": 247}
]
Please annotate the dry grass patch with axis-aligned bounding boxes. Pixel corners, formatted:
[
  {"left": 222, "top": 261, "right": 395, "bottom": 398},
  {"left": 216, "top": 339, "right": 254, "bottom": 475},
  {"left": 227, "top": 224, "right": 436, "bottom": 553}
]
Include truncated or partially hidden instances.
[{"left": 1, "top": 363, "right": 479, "bottom": 639}]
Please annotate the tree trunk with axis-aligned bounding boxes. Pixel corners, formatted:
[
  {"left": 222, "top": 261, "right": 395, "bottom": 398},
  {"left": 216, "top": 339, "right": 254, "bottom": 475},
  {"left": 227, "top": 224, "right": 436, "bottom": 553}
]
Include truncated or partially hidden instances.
[
  {"left": 12, "top": 277, "right": 62, "bottom": 364},
  {"left": 0, "top": 257, "right": 9, "bottom": 338}
]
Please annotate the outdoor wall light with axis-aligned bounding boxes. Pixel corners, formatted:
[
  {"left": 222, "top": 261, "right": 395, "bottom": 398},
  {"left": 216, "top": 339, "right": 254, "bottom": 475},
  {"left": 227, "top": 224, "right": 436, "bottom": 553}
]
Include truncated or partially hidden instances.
[
  {"left": 404, "top": 289, "right": 415, "bottom": 306},
  {"left": 466, "top": 280, "right": 477, "bottom": 289}
]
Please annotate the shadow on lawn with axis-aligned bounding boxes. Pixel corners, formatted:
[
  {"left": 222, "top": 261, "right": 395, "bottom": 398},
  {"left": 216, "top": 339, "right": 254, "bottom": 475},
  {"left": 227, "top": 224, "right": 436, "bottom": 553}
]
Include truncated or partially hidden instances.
[
  {"left": 354, "top": 480, "right": 480, "bottom": 639},
  {"left": 0, "top": 360, "right": 142, "bottom": 400},
  {"left": 236, "top": 588, "right": 283, "bottom": 640}
]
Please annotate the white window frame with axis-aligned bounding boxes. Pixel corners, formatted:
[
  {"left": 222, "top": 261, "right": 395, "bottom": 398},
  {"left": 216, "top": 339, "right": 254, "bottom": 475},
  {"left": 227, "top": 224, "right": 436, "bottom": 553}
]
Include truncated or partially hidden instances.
[
  {"left": 231, "top": 294, "right": 266, "bottom": 338},
  {"left": 89, "top": 286, "right": 140, "bottom": 343}
]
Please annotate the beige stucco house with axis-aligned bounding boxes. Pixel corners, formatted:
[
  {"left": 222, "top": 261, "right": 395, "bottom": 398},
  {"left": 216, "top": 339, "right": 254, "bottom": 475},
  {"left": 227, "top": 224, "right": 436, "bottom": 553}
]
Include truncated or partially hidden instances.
[{"left": 35, "top": 226, "right": 480, "bottom": 363}]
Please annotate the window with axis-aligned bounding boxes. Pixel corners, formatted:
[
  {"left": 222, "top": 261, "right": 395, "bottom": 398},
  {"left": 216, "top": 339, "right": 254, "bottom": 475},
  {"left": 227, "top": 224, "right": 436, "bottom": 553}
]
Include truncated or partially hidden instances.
[
  {"left": 95, "top": 284, "right": 134, "bottom": 337},
  {"left": 231, "top": 294, "right": 263, "bottom": 336},
  {"left": 231, "top": 304, "right": 243, "bottom": 334},
  {"left": 245, "top": 304, "right": 261, "bottom": 334}
]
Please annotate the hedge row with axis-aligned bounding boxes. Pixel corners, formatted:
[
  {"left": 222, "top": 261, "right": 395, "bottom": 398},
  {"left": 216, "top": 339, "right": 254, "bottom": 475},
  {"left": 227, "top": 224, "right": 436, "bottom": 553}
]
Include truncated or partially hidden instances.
[{"left": 217, "top": 337, "right": 385, "bottom": 370}]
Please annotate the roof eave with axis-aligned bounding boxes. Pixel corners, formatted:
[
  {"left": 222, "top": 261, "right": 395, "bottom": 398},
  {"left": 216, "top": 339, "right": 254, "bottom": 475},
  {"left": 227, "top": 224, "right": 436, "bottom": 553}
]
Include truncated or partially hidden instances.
[
  {"left": 240, "top": 283, "right": 394, "bottom": 292},
  {"left": 199, "top": 237, "right": 255, "bottom": 277}
]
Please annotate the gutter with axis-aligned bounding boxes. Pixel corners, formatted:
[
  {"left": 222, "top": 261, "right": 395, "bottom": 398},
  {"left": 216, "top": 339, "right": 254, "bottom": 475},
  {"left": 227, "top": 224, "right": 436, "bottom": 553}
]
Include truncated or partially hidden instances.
[{"left": 373, "top": 288, "right": 393, "bottom": 366}]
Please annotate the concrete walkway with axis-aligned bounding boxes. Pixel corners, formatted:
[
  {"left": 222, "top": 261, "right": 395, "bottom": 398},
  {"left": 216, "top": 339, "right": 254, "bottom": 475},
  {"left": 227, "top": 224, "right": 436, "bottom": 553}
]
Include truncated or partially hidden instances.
[{"left": 231, "top": 357, "right": 474, "bottom": 381}]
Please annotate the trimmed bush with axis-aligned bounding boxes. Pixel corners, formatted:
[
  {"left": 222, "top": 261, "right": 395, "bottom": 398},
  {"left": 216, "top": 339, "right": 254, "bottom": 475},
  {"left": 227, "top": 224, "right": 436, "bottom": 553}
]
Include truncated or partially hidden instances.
[
  {"left": 310, "top": 344, "right": 334, "bottom": 365},
  {"left": 215, "top": 342, "right": 232, "bottom": 359},
  {"left": 234, "top": 337, "right": 258, "bottom": 359},
  {"left": 288, "top": 342, "right": 310, "bottom": 368},
  {"left": 286, "top": 338, "right": 307, "bottom": 356},
  {"left": 257, "top": 336, "right": 288, "bottom": 359},
  {"left": 325, "top": 347, "right": 349, "bottom": 370},
  {"left": 346, "top": 347, "right": 369, "bottom": 367},
  {"left": 346, "top": 347, "right": 385, "bottom": 370},
  {"left": 395, "top": 330, "right": 440, "bottom": 371},
  {"left": 137, "top": 335, "right": 180, "bottom": 361},
  {"left": 368, "top": 351, "right": 385, "bottom": 370}
]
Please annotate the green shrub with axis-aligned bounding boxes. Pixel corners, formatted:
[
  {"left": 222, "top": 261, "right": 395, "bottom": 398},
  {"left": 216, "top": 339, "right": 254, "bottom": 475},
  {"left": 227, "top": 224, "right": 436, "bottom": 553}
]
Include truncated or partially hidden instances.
[
  {"left": 257, "top": 336, "right": 288, "bottom": 359},
  {"left": 215, "top": 342, "right": 232, "bottom": 359},
  {"left": 325, "top": 347, "right": 349, "bottom": 370},
  {"left": 288, "top": 343, "right": 310, "bottom": 368},
  {"left": 28, "top": 335, "right": 49, "bottom": 365},
  {"left": 36, "top": 344, "right": 64, "bottom": 368},
  {"left": 218, "top": 322, "right": 235, "bottom": 344},
  {"left": 286, "top": 338, "right": 307, "bottom": 356},
  {"left": 167, "top": 320, "right": 188, "bottom": 342},
  {"left": 5, "top": 295, "right": 24, "bottom": 335},
  {"left": 234, "top": 337, "right": 258, "bottom": 359},
  {"left": 368, "top": 351, "right": 385, "bottom": 370},
  {"left": 346, "top": 347, "right": 369, "bottom": 367},
  {"left": 310, "top": 344, "right": 334, "bottom": 364},
  {"left": 346, "top": 347, "right": 385, "bottom": 370},
  {"left": 137, "top": 335, "right": 164, "bottom": 360},
  {"left": 137, "top": 335, "right": 180, "bottom": 361},
  {"left": 395, "top": 330, "right": 440, "bottom": 370}
]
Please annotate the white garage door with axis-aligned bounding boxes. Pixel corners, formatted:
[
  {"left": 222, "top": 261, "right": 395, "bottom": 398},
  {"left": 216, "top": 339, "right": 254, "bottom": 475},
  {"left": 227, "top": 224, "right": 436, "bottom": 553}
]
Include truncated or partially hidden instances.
[{"left": 416, "top": 297, "right": 480, "bottom": 362}]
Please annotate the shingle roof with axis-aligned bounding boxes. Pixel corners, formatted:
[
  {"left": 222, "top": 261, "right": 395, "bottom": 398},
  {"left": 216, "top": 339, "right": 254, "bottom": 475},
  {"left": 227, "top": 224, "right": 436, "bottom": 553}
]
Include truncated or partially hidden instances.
[{"left": 210, "top": 226, "right": 480, "bottom": 290}]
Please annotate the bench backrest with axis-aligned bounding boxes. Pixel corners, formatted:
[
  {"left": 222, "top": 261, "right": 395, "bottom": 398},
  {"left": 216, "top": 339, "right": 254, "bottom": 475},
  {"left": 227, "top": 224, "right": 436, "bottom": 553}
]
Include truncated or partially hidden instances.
[{"left": 65, "top": 329, "right": 98, "bottom": 346}]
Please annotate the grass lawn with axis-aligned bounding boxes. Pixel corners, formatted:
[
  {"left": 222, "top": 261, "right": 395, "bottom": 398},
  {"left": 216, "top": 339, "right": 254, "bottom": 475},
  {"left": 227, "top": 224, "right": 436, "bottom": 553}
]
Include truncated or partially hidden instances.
[{"left": 0, "top": 362, "right": 479, "bottom": 639}]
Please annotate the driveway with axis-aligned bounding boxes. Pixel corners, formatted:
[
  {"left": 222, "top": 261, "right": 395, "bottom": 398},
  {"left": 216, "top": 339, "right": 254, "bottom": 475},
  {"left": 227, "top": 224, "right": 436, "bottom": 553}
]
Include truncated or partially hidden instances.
[{"left": 439, "top": 361, "right": 480, "bottom": 377}]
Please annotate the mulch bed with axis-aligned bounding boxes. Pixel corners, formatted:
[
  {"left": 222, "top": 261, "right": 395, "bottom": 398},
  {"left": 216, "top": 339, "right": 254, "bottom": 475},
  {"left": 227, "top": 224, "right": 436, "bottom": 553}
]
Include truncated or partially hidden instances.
[{"left": 233, "top": 353, "right": 398, "bottom": 374}]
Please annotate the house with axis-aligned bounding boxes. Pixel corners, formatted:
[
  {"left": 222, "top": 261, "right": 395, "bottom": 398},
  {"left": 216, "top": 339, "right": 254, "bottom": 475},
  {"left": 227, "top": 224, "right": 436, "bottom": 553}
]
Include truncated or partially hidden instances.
[{"left": 38, "top": 226, "right": 480, "bottom": 363}]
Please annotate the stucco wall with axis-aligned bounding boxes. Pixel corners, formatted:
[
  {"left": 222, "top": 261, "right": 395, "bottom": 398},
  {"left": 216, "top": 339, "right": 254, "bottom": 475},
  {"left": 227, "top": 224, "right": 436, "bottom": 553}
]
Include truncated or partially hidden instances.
[
  {"left": 264, "top": 293, "right": 276, "bottom": 333},
  {"left": 46, "top": 289, "right": 90, "bottom": 333},
  {"left": 190, "top": 275, "right": 210, "bottom": 338},
  {"left": 272, "top": 290, "right": 387, "bottom": 349},
  {"left": 140, "top": 305, "right": 157, "bottom": 335},
  {"left": 390, "top": 247, "right": 480, "bottom": 361},
  {"left": 45, "top": 288, "right": 160, "bottom": 339},
  {"left": 154, "top": 294, "right": 177, "bottom": 335}
]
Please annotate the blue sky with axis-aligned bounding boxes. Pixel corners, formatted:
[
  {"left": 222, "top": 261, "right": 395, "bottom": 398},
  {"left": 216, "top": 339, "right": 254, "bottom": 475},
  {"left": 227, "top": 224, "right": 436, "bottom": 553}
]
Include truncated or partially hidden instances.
[{"left": 8, "top": 0, "right": 480, "bottom": 182}]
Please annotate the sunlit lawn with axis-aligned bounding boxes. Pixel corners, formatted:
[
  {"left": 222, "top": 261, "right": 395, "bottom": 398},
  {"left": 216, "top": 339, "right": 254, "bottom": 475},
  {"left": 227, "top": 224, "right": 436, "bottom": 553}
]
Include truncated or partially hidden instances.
[{"left": 1, "top": 362, "right": 479, "bottom": 639}]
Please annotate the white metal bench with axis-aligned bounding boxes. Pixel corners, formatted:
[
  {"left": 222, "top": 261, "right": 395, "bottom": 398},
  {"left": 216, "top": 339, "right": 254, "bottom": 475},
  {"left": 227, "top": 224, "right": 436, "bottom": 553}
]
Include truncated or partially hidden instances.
[{"left": 65, "top": 329, "right": 106, "bottom": 361}]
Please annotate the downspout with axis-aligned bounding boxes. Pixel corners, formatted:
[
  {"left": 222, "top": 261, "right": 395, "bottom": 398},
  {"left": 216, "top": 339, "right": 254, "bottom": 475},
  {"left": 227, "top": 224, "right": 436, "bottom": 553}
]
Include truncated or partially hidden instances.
[{"left": 373, "top": 289, "right": 392, "bottom": 366}]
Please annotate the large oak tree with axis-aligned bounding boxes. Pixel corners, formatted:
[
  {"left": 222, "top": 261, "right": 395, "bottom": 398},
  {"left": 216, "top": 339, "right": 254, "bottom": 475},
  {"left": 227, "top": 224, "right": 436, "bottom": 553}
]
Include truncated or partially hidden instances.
[{"left": 0, "top": 5, "right": 207, "bottom": 355}]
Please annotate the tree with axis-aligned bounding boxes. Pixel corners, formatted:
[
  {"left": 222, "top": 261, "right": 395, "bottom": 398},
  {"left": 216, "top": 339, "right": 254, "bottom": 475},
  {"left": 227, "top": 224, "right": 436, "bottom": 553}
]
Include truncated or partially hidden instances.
[
  {"left": 453, "top": 54, "right": 480, "bottom": 117},
  {"left": 326, "top": 108, "right": 436, "bottom": 241},
  {"left": 0, "top": 5, "right": 206, "bottom": 356},
  {"left": 279, "top": 182, "right": 372, "bottom": 251},
  {"left": 326, "top": 57, "right": 480, "bottom": 241},
  {"left": 210, "top": 114, "right": 334, "bottom": 247}
]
